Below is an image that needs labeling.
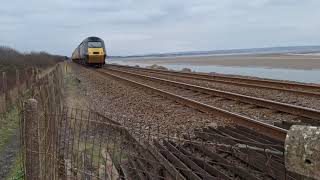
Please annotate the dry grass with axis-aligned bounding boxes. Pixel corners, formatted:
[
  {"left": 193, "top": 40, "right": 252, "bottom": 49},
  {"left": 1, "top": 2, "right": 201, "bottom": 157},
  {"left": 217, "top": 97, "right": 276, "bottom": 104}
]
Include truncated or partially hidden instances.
[
  {"left": 0, "top": 46, "right": 64, "bottom": 67},
  {"left": 0, "top": 46, "right": 65, "bottom": 91}
]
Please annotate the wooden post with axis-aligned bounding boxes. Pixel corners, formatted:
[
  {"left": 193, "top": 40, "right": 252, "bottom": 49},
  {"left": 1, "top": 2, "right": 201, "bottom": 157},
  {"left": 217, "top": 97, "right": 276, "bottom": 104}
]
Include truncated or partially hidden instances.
[
  {"left": 36, "top": 68, "right": 40, "bottom": 81},
  {"left": 25, "top": 69, "right": 28, "bottom": 88},
  {"left": 32, "top": 67, "right": 36, "bottom": 83},
  {"left": 16, "top": 69, "right": 20, "bottom": 96},
  {"left": 23, "top": 99, "right": 40, "bottom": 180},
  {"left": 2, "top": 72, "right": 7, "bottom": 110},
  {"left": 65, "top": 63, "right": 68, "bottom": 73}
]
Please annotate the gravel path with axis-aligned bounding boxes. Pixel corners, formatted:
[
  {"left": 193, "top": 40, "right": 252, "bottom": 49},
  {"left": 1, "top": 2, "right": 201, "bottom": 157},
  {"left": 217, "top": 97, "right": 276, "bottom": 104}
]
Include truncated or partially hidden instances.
[
  {"left": 109, "top": 67, "right": 320, "bottom": 110},
  {"left": 70, "top": 64, "right": 227, "bottom": 139}
]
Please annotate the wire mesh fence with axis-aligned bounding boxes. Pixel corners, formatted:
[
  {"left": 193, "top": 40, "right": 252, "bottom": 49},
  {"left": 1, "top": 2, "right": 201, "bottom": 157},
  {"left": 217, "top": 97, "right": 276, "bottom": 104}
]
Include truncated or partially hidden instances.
[
  {"left": 0, "top": 67, "right": 37, "bottom": 115},
  {"left": 21, "top": 106, "right": 304, "bottom": 180},
  {"left": 19, "top": 63, "right": 63, "bottom": 180}
]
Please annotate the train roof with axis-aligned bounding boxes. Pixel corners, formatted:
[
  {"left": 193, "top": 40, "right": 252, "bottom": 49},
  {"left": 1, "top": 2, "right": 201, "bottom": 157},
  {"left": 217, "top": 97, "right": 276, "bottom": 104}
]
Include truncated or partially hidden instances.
[{"left": 84, "top": 36, "right": 104, "bottom": 42}]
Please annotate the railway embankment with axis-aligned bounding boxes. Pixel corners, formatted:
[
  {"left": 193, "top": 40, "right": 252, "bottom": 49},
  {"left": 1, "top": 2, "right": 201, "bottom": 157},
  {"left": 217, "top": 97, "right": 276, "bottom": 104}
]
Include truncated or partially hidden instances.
[
  {"left": 8, "top": 62, "right": 316, "bottom": 179},
  {"left": 62, "top": 63, "right": 316, "bottom": 179}
]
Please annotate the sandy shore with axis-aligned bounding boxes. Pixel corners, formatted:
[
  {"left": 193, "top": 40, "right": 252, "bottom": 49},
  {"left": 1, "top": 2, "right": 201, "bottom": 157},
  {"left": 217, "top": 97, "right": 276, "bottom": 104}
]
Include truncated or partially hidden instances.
[{"left": 117, "top": 54, "right": 320, "bottom": 70}]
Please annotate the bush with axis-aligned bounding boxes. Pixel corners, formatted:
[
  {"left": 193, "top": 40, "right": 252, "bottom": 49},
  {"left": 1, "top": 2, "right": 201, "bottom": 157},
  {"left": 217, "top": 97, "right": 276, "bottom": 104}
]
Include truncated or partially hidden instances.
[
  {"left": 0, "top": 46, "right": 64, "bottom": 68},
  {"left": 0, "top": 46, "right": 65, "bottom": 91}
]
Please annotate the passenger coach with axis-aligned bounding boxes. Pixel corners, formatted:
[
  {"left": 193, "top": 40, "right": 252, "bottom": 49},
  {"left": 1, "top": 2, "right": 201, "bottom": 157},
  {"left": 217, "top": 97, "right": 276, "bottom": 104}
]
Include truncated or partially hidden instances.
[{"left": 72, "top": 37, "right": 106, "bottom": 67}]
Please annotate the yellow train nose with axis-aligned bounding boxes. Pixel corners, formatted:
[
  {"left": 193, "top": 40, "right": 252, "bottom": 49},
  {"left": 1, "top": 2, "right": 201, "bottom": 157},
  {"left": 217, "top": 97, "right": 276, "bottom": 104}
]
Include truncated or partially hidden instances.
[
  {"left": 88, "top": 48, "right": 104, "bottom": 55},
  {"left": 88, "top": 48, "right": 105, "bottom": 64}
]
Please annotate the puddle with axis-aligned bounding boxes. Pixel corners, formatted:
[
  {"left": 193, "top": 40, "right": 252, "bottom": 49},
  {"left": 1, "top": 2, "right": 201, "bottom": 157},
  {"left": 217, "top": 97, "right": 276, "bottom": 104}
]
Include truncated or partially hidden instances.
[{"left": 108, "top": 60, "right": 320, "bottom": 84}]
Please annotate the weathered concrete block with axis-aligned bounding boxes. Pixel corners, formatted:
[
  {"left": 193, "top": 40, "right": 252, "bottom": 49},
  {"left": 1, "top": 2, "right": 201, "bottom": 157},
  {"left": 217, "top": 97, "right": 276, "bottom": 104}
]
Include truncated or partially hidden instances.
[{"left": 285, "top": 125, "right": 320, "bottom": 179}]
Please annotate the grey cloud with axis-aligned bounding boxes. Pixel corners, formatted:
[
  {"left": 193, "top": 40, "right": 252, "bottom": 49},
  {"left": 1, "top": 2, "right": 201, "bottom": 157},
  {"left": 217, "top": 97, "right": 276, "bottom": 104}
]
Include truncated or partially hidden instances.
[{"left": 0, "top": 0, "right": 319, "bottom": 56}]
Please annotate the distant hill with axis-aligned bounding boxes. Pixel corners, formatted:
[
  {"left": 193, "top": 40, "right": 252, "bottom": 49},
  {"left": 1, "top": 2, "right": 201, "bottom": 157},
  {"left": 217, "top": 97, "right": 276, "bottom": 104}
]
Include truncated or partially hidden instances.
[{"left": 110, "top": 46, "right": 320, "bottom": 59}]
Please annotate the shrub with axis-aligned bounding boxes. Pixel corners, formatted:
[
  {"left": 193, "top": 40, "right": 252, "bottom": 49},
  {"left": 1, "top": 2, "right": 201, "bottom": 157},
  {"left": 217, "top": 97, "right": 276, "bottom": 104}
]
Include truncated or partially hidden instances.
[{"left": 0, "top": 46, "right": 65, "bottom": 91}]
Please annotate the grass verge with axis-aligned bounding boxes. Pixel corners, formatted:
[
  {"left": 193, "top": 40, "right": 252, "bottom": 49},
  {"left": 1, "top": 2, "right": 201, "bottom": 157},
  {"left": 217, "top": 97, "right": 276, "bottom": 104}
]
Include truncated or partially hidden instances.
[
  {"left": 0, "top": 107, "right": 19, "bottom": 152},
  {"left": 6, "top": 152, "right": 23, "bottom": 180},
  {"left": 0, "top": 107, "right": 22, "bottom": 180}
]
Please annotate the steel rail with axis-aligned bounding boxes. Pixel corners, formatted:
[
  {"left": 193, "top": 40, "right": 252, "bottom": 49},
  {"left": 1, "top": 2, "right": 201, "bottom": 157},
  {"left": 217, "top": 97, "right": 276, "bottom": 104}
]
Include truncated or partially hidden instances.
[
  {"left": 106, "top": 67, "right": 320, "bottom": 121},
  {"left": 96, "top": 69, "right": 288, "bottom": 142},
  {"left": 108, "top": 64, "right": 320, "bottom": 98}
]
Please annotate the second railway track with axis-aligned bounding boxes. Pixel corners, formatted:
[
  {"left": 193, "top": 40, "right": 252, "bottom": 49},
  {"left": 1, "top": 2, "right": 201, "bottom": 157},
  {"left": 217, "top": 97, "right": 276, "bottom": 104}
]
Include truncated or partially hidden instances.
[{"left": 109, "top": 64, "right": 320, "bottom": 98}]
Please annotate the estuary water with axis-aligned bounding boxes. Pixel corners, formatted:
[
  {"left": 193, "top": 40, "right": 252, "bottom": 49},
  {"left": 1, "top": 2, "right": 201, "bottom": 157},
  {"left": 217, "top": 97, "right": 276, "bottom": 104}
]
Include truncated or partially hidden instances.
[{"left": 108, "top": 60, "right": 320, "bottom": 84}]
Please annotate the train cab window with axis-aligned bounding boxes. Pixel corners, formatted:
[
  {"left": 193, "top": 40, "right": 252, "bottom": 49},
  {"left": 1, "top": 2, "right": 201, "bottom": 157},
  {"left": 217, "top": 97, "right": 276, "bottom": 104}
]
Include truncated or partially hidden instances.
[{"left": 88, "top": 41, "right": 102, "bottom": 48}]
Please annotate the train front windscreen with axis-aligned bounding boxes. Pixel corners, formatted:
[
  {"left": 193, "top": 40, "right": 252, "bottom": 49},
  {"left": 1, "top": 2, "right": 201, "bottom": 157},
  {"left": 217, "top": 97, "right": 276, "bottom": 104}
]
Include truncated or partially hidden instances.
[{"left": 88, "top": 41, "right": 103, "bottom": 48}]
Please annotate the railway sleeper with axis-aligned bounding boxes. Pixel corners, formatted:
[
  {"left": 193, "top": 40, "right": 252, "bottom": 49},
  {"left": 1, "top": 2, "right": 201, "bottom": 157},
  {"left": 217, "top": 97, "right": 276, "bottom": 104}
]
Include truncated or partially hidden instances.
[
  {"left": 153, "top": 140, "right": 202, "bottom": 180},
  {"left": 128, "top": 156, "right": 147, "bottom": 180},
  {"left": 227, "top": 126, "right": 283, "bottom": 150},
  {"left": 120, "top": 161, "right": 136, "bottom": 180},
  {"left": 186, "top": 133, "right": 302, "bottom": 180},
  {"left": 163, "top": 140, "right": 218, "bottom": 180},
  {"left": 197, "top": 128, "right": 285, "bottom": 164},
  {"left": 216, "top": 145, "right": 289, "bottom": 180},
  {"left": 207, "top": 126, "right": 285, "bottom": 152},
  {"left": 196, "top": 128, "right": 282, "bottom": 155},
  {"left": 135, "top": 157, "right": 159, "bottom": 180},
  {"left": 217, "top": 127, "right": 283, "bottom": 154},
  {"left": 187, "top": 142, "right": 259, "bottom": 180},
  {"left": 174, "top": 142, "right": 231, "bottom": 180},
  {"left": 235, "top": 126, "right": 284, "bottom": 145},
  {"left": 147, "top": 142, "right": 186, "bottom": 180}
]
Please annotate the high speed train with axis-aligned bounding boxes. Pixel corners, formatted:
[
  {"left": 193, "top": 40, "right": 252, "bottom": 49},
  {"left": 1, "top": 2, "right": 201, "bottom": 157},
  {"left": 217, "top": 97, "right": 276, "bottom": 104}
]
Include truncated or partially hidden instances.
[{"left": 71, "top": 37, "right": 106, "bottom": 67}]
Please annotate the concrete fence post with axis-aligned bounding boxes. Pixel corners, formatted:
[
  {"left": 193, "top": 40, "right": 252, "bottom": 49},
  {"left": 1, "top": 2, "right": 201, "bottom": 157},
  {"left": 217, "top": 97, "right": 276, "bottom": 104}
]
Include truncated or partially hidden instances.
[
  {"left": 23, "top": 99, "right": 40, "bottom": 180},
  {"left": 285, "top": 125, "right": 320, "bottom": 179}
]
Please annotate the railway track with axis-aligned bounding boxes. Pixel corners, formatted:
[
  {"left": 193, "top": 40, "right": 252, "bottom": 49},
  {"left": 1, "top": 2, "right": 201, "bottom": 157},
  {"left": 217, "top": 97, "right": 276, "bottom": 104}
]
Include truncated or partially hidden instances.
[
  {"left": 76, "top": 65, "right": 310, "bottom": 179},
  {"left": 95, "top": 68, "right": 287, "bottom": 142},
  {"left": 106, "top": 67, "right": 320, "bottom": 122},
  {"left": 101, "top": 67, "right": 320, "bottom": 131},
  {"left": 109, "top": 64, "right": 320, "bottom": 98}
]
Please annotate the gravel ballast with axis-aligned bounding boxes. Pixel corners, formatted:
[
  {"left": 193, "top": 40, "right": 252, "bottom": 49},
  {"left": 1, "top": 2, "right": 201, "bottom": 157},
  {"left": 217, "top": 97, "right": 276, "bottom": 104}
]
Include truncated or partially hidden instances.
[
  {"left": 70, "top": 64, "right": 227, "bottom": 138},
  {"left": 109, "top": 67, "right": 320, "bottom": 110}
]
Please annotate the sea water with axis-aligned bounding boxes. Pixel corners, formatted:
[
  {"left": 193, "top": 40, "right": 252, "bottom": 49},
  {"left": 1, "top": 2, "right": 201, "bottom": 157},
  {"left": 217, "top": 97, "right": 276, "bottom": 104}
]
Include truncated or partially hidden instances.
[{"left": 108, "top": 60, "right": 320, "bottom": 84}]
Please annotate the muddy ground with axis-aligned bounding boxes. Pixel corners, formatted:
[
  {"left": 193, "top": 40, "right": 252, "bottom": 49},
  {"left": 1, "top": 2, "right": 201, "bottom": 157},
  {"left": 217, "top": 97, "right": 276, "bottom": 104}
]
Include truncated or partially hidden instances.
[{"left": 116, "top": 54, "right": 320, "bottom": 70}]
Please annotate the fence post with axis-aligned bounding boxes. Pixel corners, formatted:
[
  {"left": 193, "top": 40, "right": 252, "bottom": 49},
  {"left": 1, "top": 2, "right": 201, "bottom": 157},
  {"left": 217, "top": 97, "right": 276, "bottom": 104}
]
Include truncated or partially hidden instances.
[
  {"left": 26, "top": 68, "right": 30, "bottom": 89},
  {"left": 16, "top": 69, "right": 20, "bottom": 96},
  {"left": 23, "top": 99, "right": 40, "bottom": 180},
  {"left": 2, "top": 72, "right": 7, "bottom": 110},
  {"left": 32, "top": 67, "right": 36, "bottom": 83}
]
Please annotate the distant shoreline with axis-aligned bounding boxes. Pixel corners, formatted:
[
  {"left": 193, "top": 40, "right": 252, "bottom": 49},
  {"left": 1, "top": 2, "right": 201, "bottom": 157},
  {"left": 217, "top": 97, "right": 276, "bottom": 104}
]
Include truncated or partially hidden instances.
[
  {"left": 109, "top": 54, "right": 320, "bottom": 70},
  {"left": 110, "top": 45, "right": 320, "bottom": 59}
]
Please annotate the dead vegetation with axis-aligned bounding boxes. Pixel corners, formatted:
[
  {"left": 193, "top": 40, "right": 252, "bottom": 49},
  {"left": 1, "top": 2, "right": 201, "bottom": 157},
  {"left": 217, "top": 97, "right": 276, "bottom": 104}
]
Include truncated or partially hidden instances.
[
  {"left": 0, "top": 46, "right": 64, "bottom": 67},
  {"left": 0, "top": 46, "right": 65, "bottom": 91}
]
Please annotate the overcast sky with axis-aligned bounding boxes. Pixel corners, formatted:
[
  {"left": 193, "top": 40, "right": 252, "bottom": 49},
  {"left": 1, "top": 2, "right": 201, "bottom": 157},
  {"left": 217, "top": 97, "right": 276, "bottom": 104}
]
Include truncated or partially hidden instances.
[{"left": 1, "top": 0, "right": 320, "bottom": 56}]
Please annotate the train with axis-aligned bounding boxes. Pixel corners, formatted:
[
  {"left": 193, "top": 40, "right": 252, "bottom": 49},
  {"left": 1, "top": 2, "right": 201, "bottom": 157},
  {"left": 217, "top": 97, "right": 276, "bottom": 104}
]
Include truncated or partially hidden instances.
[{"left": 71, "top": 36, "right": 106, "bottom": 67}]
